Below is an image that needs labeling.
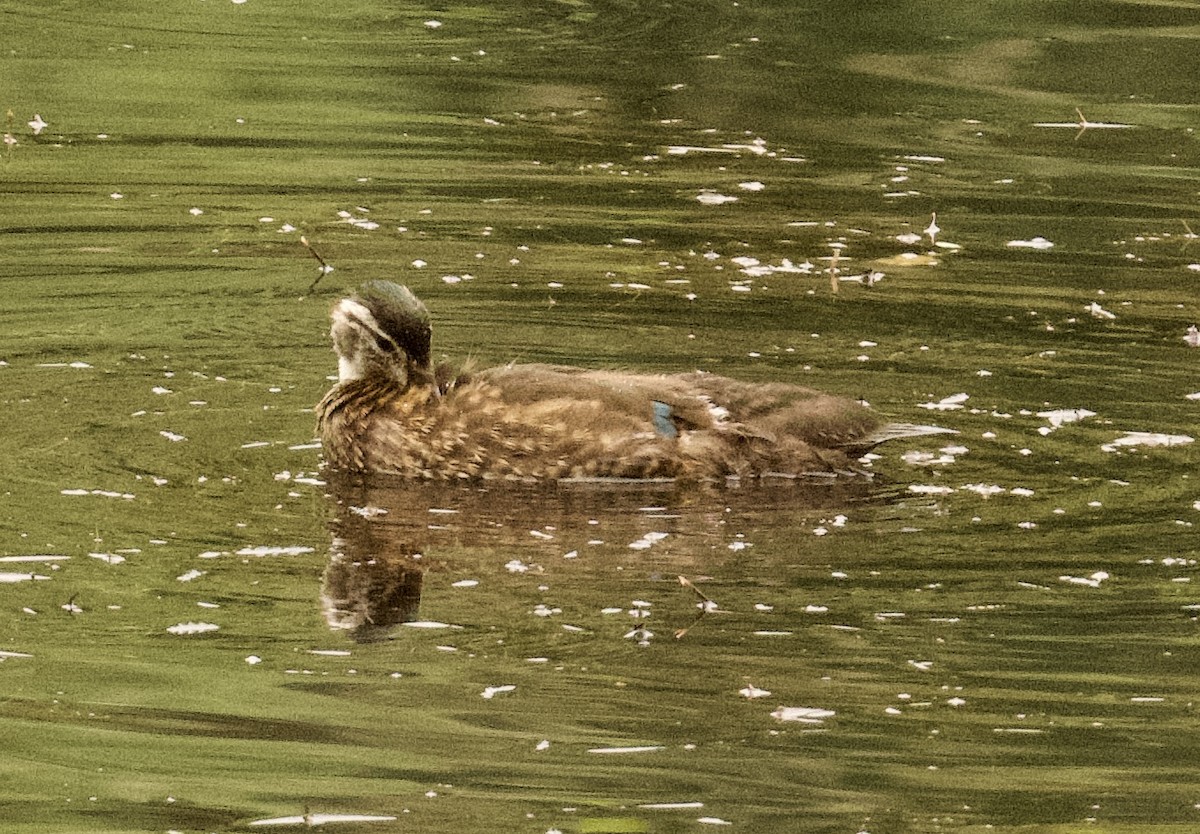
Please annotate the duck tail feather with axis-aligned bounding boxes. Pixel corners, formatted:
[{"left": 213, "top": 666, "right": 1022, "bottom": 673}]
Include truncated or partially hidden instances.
[{"left": 859, "top": 422, "right": 958, "bottom": 448}]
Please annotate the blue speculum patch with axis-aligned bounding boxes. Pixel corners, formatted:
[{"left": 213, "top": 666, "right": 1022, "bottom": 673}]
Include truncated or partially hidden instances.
[{"left": 651, "top": 400, "right": 678, "bottom": 439}]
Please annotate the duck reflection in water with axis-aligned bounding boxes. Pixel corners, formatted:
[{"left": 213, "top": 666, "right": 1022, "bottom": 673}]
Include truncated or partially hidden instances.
[
  {"left": 320, "top": 500, "right": 427, "bottom": 643},
  {"left": 319, "top": 474, "right": 885, "bottom": 642}
]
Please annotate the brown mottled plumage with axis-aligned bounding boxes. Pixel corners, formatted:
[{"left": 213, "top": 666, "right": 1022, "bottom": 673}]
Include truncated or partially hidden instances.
[{"left": 317, "top": 282, "right": 949, "bottom": 481}]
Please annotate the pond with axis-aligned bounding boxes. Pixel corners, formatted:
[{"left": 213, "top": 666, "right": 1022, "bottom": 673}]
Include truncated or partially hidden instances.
[{"left": 3, "top": 1, "right": 1200, "bottom": 832}]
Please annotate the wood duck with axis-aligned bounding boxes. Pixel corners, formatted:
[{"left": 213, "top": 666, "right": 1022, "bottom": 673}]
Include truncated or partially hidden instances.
[{"left": 317, "top": 281, "right": 950, "bottom": 481}]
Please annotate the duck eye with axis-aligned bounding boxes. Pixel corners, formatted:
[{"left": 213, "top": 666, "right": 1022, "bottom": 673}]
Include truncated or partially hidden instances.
[{"left": 374, "top": 331, "right": 403, "bottom": 356}]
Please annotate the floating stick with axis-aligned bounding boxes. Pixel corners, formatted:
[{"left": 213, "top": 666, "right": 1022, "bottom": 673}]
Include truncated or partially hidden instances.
[
  {"left": 3, "top": 109, "right": 15, "bottom": 158},
  {"left": 301, "top": 236, "right": 333, "bottom": 292},
  {"left": 675, "top": 575, "right": 721, "bottom": 639}
]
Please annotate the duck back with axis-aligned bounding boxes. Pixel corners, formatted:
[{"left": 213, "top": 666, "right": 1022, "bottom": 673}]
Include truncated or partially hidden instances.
[{"left": 318, "top": 363, "right": 888, "bottom": 481}]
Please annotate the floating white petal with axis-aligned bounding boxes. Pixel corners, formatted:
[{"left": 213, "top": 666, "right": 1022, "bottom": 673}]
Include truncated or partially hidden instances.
[
  {"left": 919, "top": 393, "right": 969, "bottom": 411},
  {"left": 1006, "top": 237, "right": 1055, "bottom": 250},
  {"left": 1102, "top": 432, "right": 1193, "bottom": 452},
  {"left": 167, "top": 621, "right": 220, "bottom": 635},
  {"left": 908, "top": 484, "right": 954, "bottom": 495},
  {"left": 588, "top": 745, "right": 665, "bottom": 754},
  {"left": 1060, "top": 571, "right": 1110, "bottom": 588},
  {"left": 639, "top": 802, "right": 704, "bottom": 810},
  {"left": 0, "top": 573, "right": 50, "bottom": 583},
  {"left": 1037, "top": 408, "right": 1095, "bottom": 428},
  {"left": 249, "top": 813, "right": 397, "bottom": 827},
  {"left": 770, "top": 706, "right": 835, "bottom": 723},
  {"left": 235, "top": 546, "right": 316, "bottom": 557}
]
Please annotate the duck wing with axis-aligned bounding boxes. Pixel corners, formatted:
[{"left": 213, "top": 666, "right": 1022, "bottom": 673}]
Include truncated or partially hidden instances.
[
  {"left": 474, "top": 363, "right": 727, "bottom": 435},
  {"left": 668, "top": 371, "right": 881, "bottom": 446}
]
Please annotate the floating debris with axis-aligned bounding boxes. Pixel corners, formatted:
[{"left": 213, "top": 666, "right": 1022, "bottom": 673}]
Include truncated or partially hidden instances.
[
  {"left": 1034, "top": 108, "right": 1135, "bottom": 139},
  {"left": 481, "top": 684, "right": 516, "bottom": 699},
  {"left": 639, "top": 802, "right": 705, "bottom": 810},
  {"left": 1037, "top": 408, "right": 1095, "bottom": 431},
  {"left": 628, "top": 531, "right": 668, "bottom": 550},
  {"left": 902, "top": 451, "right": 960, "bottom": 470},
  {"left": 918, "top": 393, "right": 969, "bottom": 411},
  {"left": 167, "top": 621, "right": 220, "bottom": 635},
  {"left": 235, "top": 545, "right": 316, "bottom": 557},
  {"left": 695, "top": 192, "right": 738, "bottom": 206},
  {"left": 770, "top": 706, "right": 835, "bottom": 723},
  {"left": 734, "top": 257, "right": 815, "bottom": 277},
  {"left": 1086, "top": 302, "right": 1116, "bottom": 320},
  {"left": 249, "top": 813, "right": 397, "bottom": 827},
  {"left": 587, "top": 745, "right": 665, "bottom": 754},
  {"left": 61, "top": 488, "right": 135, "bottom": 500},
  {"left": 1101, "top": 432, "right": 1193, "bottom": 452},
  {"left": 924, "top": 212, "right": 940, "bottom": 245},
  {"left": 90, "top": 553, "right": 127, "bottom": 565},
  {"left": 1006, "top": 237, "right": 1055, "bottom": 250},
  {"left": 875, "top": 252, "right": 939, "bottom": 267},
  {"left": 0, "top": 572, "right": 52, "bottom": 584},
  {"left": 337, "top": 210, "right": 379, "bottom": 231},
  {"left": 1060, "top": 571, "right": 1110, "bottom": 588},
  {"left": 668, "top": 140, "right": 769, "bottom": 156}
]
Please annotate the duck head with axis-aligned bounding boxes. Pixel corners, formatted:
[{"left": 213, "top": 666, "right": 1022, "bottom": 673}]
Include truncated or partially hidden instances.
[{"left": 330, "top": 281, "right": 434, "bottom": 389}]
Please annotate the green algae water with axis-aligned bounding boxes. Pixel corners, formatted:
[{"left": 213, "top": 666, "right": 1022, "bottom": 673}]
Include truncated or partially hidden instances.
[{"left": 4, "top": 1, "right": 1200, "bottom": 831}]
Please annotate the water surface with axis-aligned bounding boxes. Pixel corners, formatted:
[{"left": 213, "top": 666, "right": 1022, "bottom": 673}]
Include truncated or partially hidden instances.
[{"left": 3, "top": 1, "right": 1200, "bottom": 832}]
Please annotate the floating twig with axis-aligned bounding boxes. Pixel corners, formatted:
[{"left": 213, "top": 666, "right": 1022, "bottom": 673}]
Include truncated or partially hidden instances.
[
  {"left": 1182, "top": 220, "right": 1197, "bottom": 252},
  {"left": 1074, "top": 107, "right": 1089, "bottom": 141},
  {"left": 924, "top": 211, "right": 940, "bottom": 246},
  {"left": 675, "top": 575, "right": 722, "bottom": 639},
  {"left": 3, "top": 109, "right": 16, "bottom": 159},
  {"left": 301, "top": 236, "right": 334, "bottom": 292},
  {"left": 678, "top": 574, "right": 714, "bottom": 606}
]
